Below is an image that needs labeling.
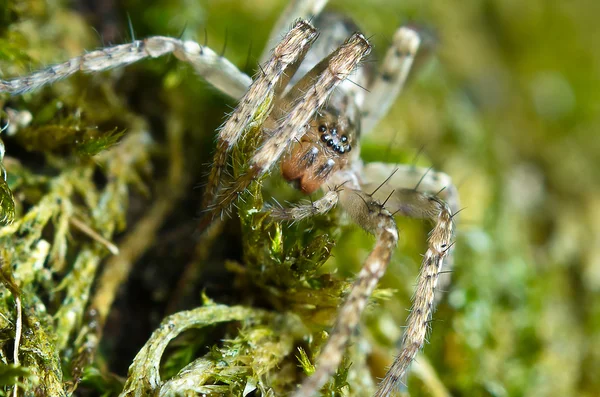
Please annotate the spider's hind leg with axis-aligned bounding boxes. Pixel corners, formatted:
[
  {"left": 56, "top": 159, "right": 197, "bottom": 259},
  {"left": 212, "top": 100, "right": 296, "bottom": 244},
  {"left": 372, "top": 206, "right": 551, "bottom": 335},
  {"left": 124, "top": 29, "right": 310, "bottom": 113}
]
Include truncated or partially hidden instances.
[
  {"left": 362, "top": 163, "right": 460, "bottom": 214},
  {"left": 362, "top": 162, "right": 460, "bottom": 301},
  {"left": 373, "top": 189, "right": 453, "bottom": 397},
  {"left": 361, "top": 26, "right": 421, "bottom": 135}
]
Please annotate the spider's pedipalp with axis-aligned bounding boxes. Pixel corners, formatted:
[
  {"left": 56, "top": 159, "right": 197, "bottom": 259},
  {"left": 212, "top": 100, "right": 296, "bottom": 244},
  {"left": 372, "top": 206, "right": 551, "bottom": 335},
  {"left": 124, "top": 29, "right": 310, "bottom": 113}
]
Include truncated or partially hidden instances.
[
  {"left": 0, "top": 36, "right": 251, "bottom": 99},
  {"left": 201, "top": 20, "right": 319, "bottom": 211},
  {"left": 293, "top": 188, "right": 398, "bottom": 397},
  {"left": 361, "top": 27, "right": 421, "bottom": 134},
  {"left": 269, "top": 190, "right": 338, "bottom": 222}
]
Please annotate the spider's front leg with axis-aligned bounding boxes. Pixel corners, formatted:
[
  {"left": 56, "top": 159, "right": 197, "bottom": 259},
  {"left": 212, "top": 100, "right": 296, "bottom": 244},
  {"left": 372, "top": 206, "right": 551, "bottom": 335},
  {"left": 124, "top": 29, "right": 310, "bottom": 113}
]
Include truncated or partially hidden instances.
[
  {"left": 200, "top": 20, "right": 319, "bottom": 211},
  {"left": 292, "top": 164, "right": 456, "bottom": 397},
  {"left": 360, "top": 163, "right": 457, "bottom": 397},
  {"left": 375, "top": 191, "right": 453, "bottom": 397},
  {"left": 199, "top": 31, "right": 372, "bottom": 230},
  {"left": 292, "top": 183, "right": 399, "bottom": 397},
  {"left": 259, "top": 0, "right": 329, "bottom": 64}
]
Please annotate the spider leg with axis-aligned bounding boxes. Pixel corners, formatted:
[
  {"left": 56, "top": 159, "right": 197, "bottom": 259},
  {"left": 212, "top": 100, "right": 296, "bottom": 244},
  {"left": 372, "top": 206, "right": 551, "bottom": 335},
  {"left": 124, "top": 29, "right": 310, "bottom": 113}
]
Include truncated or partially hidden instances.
[
  {"left": 199, "top": 33, "right": 372, "bottom": 231},
  {"left": 259, "top": 0, "right": 329, "bottom": 64},
  {"left": 360, "top": 163, "right": 457, "bottom": 397},
  {"left": 361, "top": 27, "right": 421, "bottom": 135},
  {"left": 363, "top": 162, "right": 459, "bottom": 310},
  {"left": 292, "top": 186, "right": 398, "bottom": 397},
  {"left": 0, "top": 36, "right": 251, "bottom": 99},
  {"left": 373, "top": 190, "right": 453, "bottom": 397},
  {"left": 290, "top": 164, "right": 457, "bottom": 396},
  {"left": 361, "top": 163, "right": 459, "bottom": 214},
  {"left": 200, "top": 20, "right": 319, "bottom": 211}
]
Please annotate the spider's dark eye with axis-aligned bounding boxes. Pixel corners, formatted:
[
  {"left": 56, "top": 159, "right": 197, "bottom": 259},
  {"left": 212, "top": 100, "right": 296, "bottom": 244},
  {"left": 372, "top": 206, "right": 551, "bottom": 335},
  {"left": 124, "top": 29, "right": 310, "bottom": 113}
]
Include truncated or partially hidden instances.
[
  {"left": 327, "top": 139, "right": 334, "bottom": 147},
  {"left": 347, "top": 145, "right": 352, "bottom": 152},
  {"left": 330, "top": 127, "right": 338, "bottom": 136},
  {"left": 321, "top": 134, "right": 330, "bottom": 142},
  {"left": 341, "top": 135, "right": 348, "bottom": 143},
  {"left": 318, "top": 125, "right": 327, "bottom": 133}
]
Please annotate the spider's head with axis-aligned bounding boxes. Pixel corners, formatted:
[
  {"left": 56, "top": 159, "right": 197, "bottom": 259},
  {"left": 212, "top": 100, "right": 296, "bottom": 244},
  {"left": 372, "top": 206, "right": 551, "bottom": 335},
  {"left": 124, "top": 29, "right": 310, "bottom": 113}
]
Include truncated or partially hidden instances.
[{"left": 281, "top": 106, "right": 358, "bottom": 194}]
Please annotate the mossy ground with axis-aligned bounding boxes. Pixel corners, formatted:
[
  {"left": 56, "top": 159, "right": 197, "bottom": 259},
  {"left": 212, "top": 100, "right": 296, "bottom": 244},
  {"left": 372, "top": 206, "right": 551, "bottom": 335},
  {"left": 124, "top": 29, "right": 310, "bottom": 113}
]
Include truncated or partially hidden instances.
[{"left": 0, "top": 1, "right": 599, "bottom": 396}]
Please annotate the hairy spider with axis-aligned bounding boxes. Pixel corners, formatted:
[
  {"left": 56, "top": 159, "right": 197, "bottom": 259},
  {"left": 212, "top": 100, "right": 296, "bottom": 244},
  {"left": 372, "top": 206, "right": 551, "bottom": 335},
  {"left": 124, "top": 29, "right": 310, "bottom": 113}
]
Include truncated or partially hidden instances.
[{"left": 0, "top": 1, "right": 458, "bottom": 395}]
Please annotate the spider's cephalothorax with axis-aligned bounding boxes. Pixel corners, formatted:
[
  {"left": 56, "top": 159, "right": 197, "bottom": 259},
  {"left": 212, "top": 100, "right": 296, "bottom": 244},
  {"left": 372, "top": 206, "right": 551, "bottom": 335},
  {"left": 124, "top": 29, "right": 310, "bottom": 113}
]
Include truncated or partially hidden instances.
[
  {"left": 0, "top": 1, "right": 459, "bottom": 396},
  {"left": 281, "top": 105, "right": 358, "bottom": 194}
]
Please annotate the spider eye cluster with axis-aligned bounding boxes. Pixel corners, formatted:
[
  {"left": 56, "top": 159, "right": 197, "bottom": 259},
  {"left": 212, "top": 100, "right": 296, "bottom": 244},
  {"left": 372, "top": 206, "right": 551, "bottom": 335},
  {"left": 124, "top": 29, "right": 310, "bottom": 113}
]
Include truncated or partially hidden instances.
[{"left": 318, "top": 124, "right": 352, "bottom": 154}]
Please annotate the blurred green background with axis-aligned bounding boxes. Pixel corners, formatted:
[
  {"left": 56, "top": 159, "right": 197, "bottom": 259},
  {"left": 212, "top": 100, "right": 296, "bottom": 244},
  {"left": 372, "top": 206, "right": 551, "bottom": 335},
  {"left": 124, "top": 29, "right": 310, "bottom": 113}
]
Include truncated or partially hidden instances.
[{"left": 1, "top": 0, "right": 599, "bottom": 396}]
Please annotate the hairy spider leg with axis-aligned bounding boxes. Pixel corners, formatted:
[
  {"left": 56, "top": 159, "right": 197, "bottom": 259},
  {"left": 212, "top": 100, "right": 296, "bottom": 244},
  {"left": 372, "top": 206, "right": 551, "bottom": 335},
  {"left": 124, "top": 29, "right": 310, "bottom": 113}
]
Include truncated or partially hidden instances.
[
  {"left": 374, "top": 191, "right": 453, "bottom": 397},
  {"left": 0, "top": 36, "right": 251, "bottom": 99},
  {"left": 201, "top": 20, "right": 319, "bottom": 210},
  {"left": 292, "top": 186, "right": 398, "bottom": 397},
  {"left": 362, "top": 162, "right": 460, "bottom": 305},
  {"left": 199, "top": 32, "right": 372, "bottom": 232},
  {"left": 360, "top": 163, "right": 458, "bottom": 397},
  {"left": 361, "top": 27, "right": 421, "bottom": 135},
  {"left": 259, "top": 0, "right": 329, "bottom": 64}
]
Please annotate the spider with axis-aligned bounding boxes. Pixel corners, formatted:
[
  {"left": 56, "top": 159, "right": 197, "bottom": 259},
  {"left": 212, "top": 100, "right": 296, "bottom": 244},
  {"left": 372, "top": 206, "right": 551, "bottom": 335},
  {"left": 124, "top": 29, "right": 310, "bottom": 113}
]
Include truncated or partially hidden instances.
[{"left": 0, "top": 0, "right": 458, "bottom": 395}]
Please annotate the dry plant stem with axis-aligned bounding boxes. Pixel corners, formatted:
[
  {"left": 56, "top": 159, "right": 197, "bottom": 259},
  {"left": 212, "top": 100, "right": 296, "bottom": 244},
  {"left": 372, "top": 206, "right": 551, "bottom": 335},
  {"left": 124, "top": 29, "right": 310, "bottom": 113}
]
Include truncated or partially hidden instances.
[
  {"left": 165, "top": 219, "right": 224, "bottom": 314},
  {"left": 375, "top": 197, "right": 453, "bottom": 397},
  {"left": 71, "top": 120, "right": 184, "bottom": 388},
  {"left": 90, "top": 210, "right": 169, "bottom": 323},
  {"left": 119, "top": 305, "right": 273, "bottom": 397},
  {"left": 91, "top": 116, "right": 184, "bottom": 325},
  {"left": 201, "top": 20, "right": 318, "bottom": 210},
  {"left": 12, "top": 294, "right": 22, "bottom": 397},
  {"left": 69, "top": 216, "right": 120, "bottom": 255},
  {"left": 411, "top": 356, "right": 451, "bottom": 397}
]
